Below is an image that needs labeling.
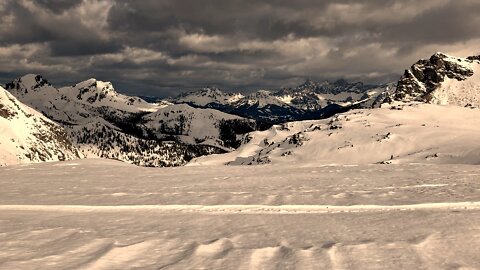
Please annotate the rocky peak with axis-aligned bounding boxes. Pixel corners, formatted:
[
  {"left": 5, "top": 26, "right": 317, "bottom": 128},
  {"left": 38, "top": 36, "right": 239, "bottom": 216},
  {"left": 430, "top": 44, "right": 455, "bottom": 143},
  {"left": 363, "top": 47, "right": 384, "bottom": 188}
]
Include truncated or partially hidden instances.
[
  {"left": 196, "top": 87, "right": 225, "bottom": 98},
  {"left": 298, "top": 79, "right": 319, "bottom": 90},
  {"left": 71, "top": 79, "right": 118, "bottom": 103},
  {"left": 394, "top": 52, "right": 477, "bottom": 102},
  {"left": 5, "top": 74, "right": 53, "bottom": 94}
]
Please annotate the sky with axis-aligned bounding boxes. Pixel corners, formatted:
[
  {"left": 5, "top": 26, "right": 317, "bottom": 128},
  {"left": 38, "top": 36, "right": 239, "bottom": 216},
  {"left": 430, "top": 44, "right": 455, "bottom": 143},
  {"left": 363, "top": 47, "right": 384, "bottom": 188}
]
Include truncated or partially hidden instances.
[{"left": 0, "top": 0, "right": 479, "bottom": 97}]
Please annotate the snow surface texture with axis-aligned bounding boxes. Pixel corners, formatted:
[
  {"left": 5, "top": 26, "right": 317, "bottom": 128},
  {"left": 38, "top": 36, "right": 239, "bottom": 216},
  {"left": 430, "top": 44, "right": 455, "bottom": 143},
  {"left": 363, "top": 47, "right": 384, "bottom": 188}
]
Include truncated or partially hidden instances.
[
  {"left": 190, "top": 103, "right": 480, "bottom": 166},
  {"left": 0, "top": 86, "right": 81, "bottom": 165},
  {"left": 0, "top": 159, "right": 480, "bottom": 269}
]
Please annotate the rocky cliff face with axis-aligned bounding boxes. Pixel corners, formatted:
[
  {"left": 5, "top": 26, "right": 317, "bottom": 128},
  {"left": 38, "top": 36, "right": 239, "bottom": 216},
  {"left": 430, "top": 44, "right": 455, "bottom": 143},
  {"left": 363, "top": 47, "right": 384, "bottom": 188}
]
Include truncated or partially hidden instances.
[{"left": 394, "top": 53, "right": 480, "bottom": 105}]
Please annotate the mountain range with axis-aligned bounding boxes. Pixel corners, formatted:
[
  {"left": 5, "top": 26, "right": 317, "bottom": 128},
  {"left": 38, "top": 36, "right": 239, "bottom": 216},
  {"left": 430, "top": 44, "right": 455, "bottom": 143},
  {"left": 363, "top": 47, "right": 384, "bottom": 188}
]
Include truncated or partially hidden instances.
[
  {"left": 3, "top": 74, "right": 255, "bottom": 166},
  {"left": 167, "top": 79, "right": 394, "bottom": 124},
  {"left": 1, "top": 52, "right": 479, "bottom": 166}
]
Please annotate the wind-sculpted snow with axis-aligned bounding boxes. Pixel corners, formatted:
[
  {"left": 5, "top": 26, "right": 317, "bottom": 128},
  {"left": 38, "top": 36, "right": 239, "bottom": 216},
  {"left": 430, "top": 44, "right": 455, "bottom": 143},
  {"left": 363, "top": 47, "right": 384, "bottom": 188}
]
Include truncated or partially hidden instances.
[{"left": 0, "top": 159, "right": 480, "bottom": 269}]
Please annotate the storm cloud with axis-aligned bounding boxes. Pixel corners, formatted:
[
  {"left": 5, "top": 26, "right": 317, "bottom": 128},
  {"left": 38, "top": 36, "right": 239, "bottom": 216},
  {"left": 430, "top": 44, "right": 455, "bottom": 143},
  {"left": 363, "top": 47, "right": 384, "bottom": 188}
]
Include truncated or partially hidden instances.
[{"left": 0, "top": 0, "right": 479, "bottom": 97}]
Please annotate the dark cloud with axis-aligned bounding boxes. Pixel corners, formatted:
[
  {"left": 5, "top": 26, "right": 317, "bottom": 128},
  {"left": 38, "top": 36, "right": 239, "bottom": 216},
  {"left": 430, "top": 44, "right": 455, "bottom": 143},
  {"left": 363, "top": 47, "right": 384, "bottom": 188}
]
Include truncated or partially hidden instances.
[
  {"left": 0, "top": 0, "right": 479, "bottom": 97},
  {"left": 35, "top": 0, "right": 83, "bottom": 13}
]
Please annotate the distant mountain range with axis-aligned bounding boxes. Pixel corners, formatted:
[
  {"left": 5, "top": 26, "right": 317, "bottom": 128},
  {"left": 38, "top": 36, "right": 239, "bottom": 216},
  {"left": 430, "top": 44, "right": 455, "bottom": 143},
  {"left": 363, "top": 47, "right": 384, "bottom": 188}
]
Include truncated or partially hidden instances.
[
  {"left": 1, "top": 52, "right": 479, "bottom": 166},
  {"left": 167, "top": 79, "right": 394, "bottom": 124}
]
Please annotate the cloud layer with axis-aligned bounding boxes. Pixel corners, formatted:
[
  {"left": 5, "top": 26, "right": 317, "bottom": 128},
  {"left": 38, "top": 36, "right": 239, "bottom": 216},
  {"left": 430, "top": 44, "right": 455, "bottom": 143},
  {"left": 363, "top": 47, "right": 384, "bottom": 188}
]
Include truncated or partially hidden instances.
[{"left": 0, "top": 0, "right": 479, "bottom": 97}]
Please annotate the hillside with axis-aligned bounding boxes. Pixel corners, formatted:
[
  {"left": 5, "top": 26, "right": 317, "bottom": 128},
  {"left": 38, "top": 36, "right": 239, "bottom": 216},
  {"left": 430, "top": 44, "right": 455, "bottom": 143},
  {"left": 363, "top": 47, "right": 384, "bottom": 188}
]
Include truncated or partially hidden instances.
[
  {"left": 190, "top": 103, "right": 480, "bottom": 166},
  {"left": 0, "top": 86, "right": 81, "bottom": 165},
  {"left": 6, "top": 75, "right": 253, "bottom": 166}
]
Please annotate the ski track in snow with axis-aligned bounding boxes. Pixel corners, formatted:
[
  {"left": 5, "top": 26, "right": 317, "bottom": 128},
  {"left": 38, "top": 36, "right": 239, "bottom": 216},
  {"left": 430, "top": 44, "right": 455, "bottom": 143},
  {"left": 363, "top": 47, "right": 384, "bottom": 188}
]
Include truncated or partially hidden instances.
[{"left": 2, "top": 201, "right": 480, "bottom": 214}]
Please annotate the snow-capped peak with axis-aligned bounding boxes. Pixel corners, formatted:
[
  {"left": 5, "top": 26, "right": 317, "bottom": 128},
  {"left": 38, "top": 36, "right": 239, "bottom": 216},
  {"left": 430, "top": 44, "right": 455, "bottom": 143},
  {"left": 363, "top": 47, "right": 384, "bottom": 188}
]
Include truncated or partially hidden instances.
[
  {"left": 172, "top": 87, "right": 244, "bottom": 106},
  {"left": 5, "top": 74, "right": 56, "bottom": 96},
  {"left": 238, "top": 90, "right": 288, "bottom": 108}
]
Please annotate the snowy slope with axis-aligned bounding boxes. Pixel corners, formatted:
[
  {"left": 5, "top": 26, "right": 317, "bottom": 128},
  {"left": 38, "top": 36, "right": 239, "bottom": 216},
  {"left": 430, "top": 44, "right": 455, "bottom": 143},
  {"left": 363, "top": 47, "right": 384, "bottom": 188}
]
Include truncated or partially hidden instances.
[
  {"left": 63, "top": 78, "right": 160, "bottom": 113},
  {"left": 0, "top": 86, "right": 81, "bottom": 165},
  {"left": 190, "top": 103, "right": 480, "bottom": 166},
  {"left": 67, "top": 120, "right": 223, "bottom": 167},
  {"left": 394, "top": 53, "right": 480, "bottom": 106},
  {"left": 1, "top": 159, "right": 480, "bottom": 269},
  {"left": 141, "top": 104, "right": 254, "bottom": 148}
]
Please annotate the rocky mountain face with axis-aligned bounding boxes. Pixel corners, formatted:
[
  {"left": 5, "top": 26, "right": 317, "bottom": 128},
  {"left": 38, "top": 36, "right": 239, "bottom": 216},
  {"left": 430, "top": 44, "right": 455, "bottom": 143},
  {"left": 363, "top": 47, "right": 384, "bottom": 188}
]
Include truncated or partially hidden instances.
[
  {"left": 168, "top": 79, "right": 393, "bottom": 124},
  {"left": 393, "top": 52, "right": 480, "bottom": 106},
  {"left": 6, "top": 75, "right": 255, "bottom": 167},
  {"left": 0, "top": 86, "right": 82, "bottom": 165}
]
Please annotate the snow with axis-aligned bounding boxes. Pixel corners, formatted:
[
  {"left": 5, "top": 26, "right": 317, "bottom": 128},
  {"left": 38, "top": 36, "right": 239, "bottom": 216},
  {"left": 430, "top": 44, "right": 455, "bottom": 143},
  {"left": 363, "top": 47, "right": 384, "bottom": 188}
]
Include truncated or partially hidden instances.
[
  {"left": 3, "top": 65, "right": 480, "bottom": 268},
  {"left": 141, "top": 103, "right": 245, "bottom": 147},
  {"left": 0, "top": 86, "right": 81, "bottom": 165},
  {"left": 238, "top": 90, "right": 290, "bottom": 108},
  {"left": 61, "top": 78, "right": 161, "bottom": 113},
  {"left": 431, "top": 61, "right": 480, "bottom": 106},
  {"left": 190, "top": 103, "right": 480, "bottom": 166},
  {"left": 0, "top": 159, "right": 480, "bottom": 269},
  {"left": 276, "top": 94, "right": 294, "bottom": 104},
  {"left": 8, "top": 74, "right": 162, "bottom": 125}
]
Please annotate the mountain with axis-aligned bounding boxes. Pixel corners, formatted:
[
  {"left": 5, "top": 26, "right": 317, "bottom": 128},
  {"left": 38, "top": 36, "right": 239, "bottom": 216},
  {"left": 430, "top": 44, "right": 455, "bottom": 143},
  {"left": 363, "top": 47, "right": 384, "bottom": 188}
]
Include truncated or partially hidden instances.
[
  {"left": 6, "top": 74, "right": 254, "bottom": 167},
  {"left": 229, "top": 90, "right": 305, "bottom": 123},
  {"left": 140, "top": 103, "right": 255, "bottom": 149},
  {"left": 5, "top": 74, "right": 160, "bottom": 125},
  {"left": 171, "top": 87, "right": 244, "bottom": 106},
  {"left": 393, "top": 52, "right": 480, "bottom": 106},
  {"left": 169, "top": 79, "right": 393, "bottom": 124},
  {"left": 189, "top": 103, "right": 480, "bottom": 166},
  {"left": 275, "top": 79, "right": 393, "bottom": 110},
  {"left": 0, "top": 86, "right": 81, "bottom": 165}
]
